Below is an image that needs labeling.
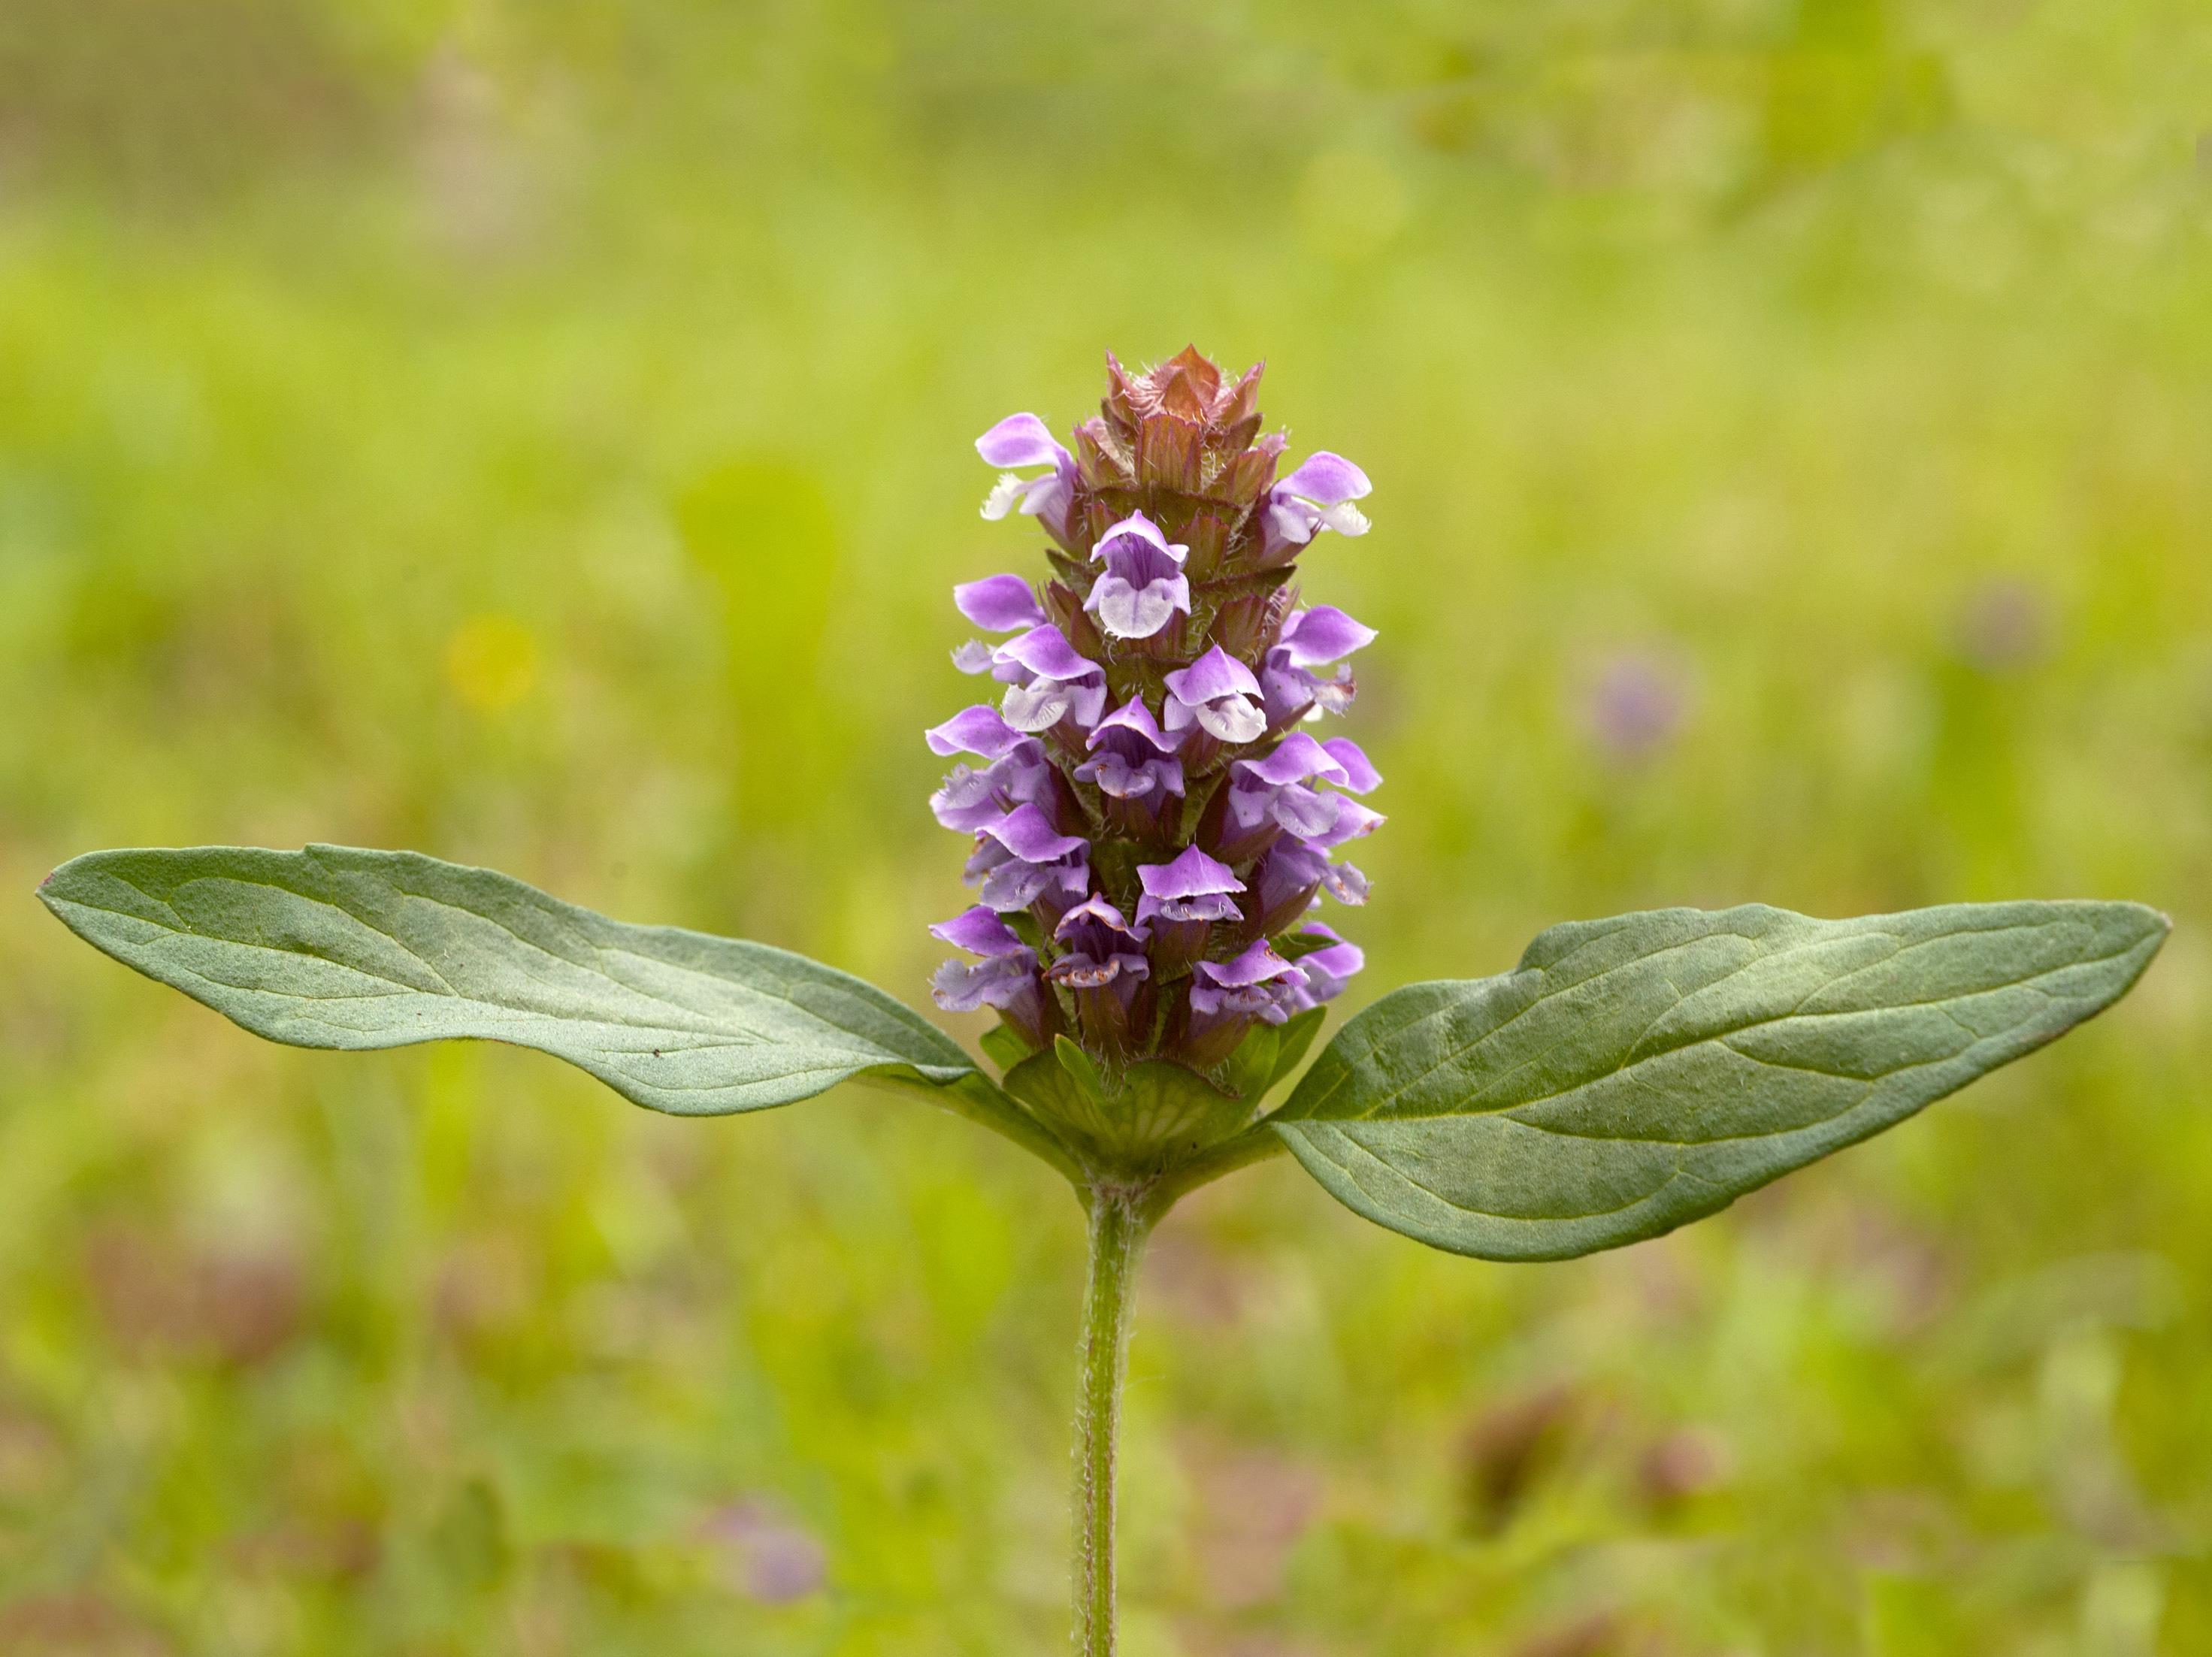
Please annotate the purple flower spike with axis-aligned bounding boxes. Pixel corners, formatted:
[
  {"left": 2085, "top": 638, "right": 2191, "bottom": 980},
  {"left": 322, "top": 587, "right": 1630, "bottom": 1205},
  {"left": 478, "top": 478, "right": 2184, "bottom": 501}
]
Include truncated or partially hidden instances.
[
  {"left": 1189, "top": 939, "right": 1309, "bottom": 1026},
  {"left": 932, "top": 351, "right": 1385, "bottom": 1077},
  {"left": 1047, "top": 896, "right": 1152, "bottom": 990},
  {"left": 1135, "top": 844, "right": 1245, "bottom": 927},
  {"left": 1085, "top": 513, "right": 1193, "bottom": 640},
  {"left": 994, "top": 624, "right": 1108, "bottom": 732},
  {"left": 1263, "top": 452, "right": 1372, "bottom": 557},
  {"left": 926, "top": 704, "right": 1030, "bottom": 759},
  {"left": 977, "top": 413, "right": 1076, "bottom": 534},
  {"left": 955, "top": 574, "right": 1047, "bottom": 633},
  {"left": 1163, "top": 646, "right": 1268, "bottom": 745}
]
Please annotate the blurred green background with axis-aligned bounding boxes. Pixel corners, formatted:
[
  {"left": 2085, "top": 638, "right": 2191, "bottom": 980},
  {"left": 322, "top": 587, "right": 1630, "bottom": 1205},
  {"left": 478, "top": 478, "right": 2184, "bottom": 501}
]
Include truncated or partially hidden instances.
[{"left": 3, "top": 1, "right": 2209, "bottom": 1652}]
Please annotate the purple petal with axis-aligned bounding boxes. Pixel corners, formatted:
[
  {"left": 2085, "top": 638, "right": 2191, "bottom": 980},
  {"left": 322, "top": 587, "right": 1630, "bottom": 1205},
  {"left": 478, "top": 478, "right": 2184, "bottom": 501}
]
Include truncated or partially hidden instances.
[
  {"left": 929, "top": 763, "right": 1009, "bottom": 830},
  {"left": 976, "top": 413, "right": 1072, "bottom": 471},
  {"left": 1234, "top": 730, "right": 1350, "bottom": 788},
  {"left": 1085, "top": 572, "right": 1191, "bottom": 640},
  {"left": 1053, "top": 894, "right": 1147, "bottom": 942},
  {"left": 1091, "top": 512, "right": 1188, "bottom": 567},
  {"left": 932, "top": 954, "right": 1036, "bottom": 1012},
  {"left": 1137, "top": 890, "right": 1242, "bottom": 927},
  {"left": 1164, "top": 645, "right": 1263, "bottom": 707},
  {"left": 1137, "top": 843, "right": 1245, "bottom": 901},
  {"left": 955, "top": 575, "right": 1046, "bottom": 632},
  {"left": 994, "top": 624, "right": 1102, "bottom": 685},
  {"left": 926, "top": 705, "right": 1027, "bottom": 758},
  {"left": 1088, "top": 697, "right": 1180, "bottom": 754},
  {"left": 1277, "top": 452, "right": 1371, "bottom": 506},
  {"left": 1076, "top": 751, "right": 1185, "bottom": 800},
  {"left": 1269, "top": 783, "right": 1344, "bottom": 840},
  {"left": 1278, "top": 606, "right": 1377, "bottom": 667},
  {"left": 1297, "top": 797, "right": 1383, "bottom": 848},
  {"left": 1194, "top": 938, "right": 1307, "bottom": 990},
  {"left": 930, "top": 906, "right": 1032, "bottom": 957},
  {"left": 951, "top": 640, "right": 996, "bottom": 674},
  {"left": 1320, "top": 737, "right": 1381, "bottom": 794},
  {"left": 979, "top": 803, "right": 1088, "bottom": 862},
  {"left": 1321, "top": 860, "right": 1370, "bottom": 905}
]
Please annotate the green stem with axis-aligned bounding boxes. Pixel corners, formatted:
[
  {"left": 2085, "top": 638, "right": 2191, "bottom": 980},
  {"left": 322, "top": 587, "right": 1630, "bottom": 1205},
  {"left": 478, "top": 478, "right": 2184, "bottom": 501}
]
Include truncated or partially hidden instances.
[{"left": 1072, "top": 1185, "right": 1151, "bottom": 1653}]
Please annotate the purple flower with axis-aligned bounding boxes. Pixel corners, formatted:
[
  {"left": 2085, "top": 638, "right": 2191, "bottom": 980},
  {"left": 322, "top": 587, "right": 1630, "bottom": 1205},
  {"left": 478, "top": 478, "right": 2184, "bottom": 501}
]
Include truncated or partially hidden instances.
[
  {"left": 925, "top": 704, "right": 1033, "bottom": 760},
  {"left": 976, "top": 413, "right": 1075, "bottom": 537},
  {"left": 930, "top": 739, "right": 1052, "bottom": 831},
  {"left": 1261, "top": 606, "right": 1375, "bottom": 726},
  {"left": 1076, "top": 698, "right": 1185, "bottom": 802},
  {"left": 950, "top": 577, "right": 1045, "bottom": 673},
  {"left": 1263, "top": 453, "right": 1372, "bottom": 560},
  {"left": 967, "top": 803, "right": 1090, "bottom": 912},
  {"left": 1190, "top": 939, "right": 1309, "bottom": 1026},
  {"left": 1584, "top": 650, "right": 1690, "bottom": 761},
  {"left": 1286, "top": 922, "right": 1365, "bottom": 1011},
  {"left": 1226, "top": 732, "right": 1358, "bottom": 841},
  {"left": 930, "top": 908, "right": 1038, "bottom": 1007},
  {"left": 993, "top": 624, "right": 1108, "bottom": 733},
  {"left": 1135, "top": 844, "right": 1245, "bottom": 927},
  {"left": 1163, "top": 646, "right": 1268, "bottom": 745},
  {"left": 1084, "top": 513, "right": 1192, "bottom": 640},
  {"left": 1251, "top": 839, "right": 1369, "bottom": 935},
  {"left": 1046, "top": 897, "right": 1151, "bottom": 990},
  {"left": 955, "top": 574, "right": 1047, "bottom": 632}
]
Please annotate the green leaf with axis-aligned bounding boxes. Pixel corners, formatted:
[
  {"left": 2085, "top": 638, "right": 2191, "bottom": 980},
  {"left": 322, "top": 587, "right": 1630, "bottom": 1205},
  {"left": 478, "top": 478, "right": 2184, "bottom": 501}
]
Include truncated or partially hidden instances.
[
  {"left": 1272, "top": 901, "right": 2168, "bottom": 1262},
  {"left": 979, "top": 1021, "right": 1036, "bottom": 1072},
  {"left": 38, "top": 845, "right": 1075, "bottom": 1174}
]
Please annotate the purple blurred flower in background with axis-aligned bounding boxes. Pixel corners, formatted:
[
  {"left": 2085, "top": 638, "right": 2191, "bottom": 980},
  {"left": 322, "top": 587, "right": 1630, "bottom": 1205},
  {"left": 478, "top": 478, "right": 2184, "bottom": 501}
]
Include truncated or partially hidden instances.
[{"left": 1584, "top": 648, "right": 1692, "bottom": 762}]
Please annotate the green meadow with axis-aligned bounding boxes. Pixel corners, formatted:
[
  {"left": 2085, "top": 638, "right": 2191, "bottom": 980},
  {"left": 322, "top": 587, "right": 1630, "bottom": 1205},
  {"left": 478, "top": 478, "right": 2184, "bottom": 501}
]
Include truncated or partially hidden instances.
[{"left": 2, "top": 2, "right": 2207, "bottom": 1650}]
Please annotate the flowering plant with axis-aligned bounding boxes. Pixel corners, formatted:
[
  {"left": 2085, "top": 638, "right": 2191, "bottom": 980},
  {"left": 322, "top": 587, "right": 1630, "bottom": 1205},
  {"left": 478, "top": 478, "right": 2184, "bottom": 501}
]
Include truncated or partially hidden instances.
[{"left": 41, "top": 347, "right": 2168, "bottom": 1652}]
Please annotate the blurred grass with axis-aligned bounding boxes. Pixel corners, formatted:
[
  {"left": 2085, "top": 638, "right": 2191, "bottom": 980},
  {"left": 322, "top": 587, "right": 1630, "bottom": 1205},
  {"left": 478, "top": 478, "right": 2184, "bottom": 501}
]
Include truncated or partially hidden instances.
[{"left": 2, "top": 1, "right": 2210, "bottom": 1652}]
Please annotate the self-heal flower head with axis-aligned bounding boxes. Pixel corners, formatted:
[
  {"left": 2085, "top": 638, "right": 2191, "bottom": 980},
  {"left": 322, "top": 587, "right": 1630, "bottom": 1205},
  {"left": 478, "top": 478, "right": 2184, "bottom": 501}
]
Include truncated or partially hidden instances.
[
  {"left": 976, "top": 414, "right": 1076, "bottom": 539},
  {"left": 1163, "top": 646, "right": 1268, "bottom": 745},
  {"left": 1084, "top": 513, "right": 1191, "bottom": 640},
  {"left": 932, "top": 348, "right": 1381, "bottom": 1084}
]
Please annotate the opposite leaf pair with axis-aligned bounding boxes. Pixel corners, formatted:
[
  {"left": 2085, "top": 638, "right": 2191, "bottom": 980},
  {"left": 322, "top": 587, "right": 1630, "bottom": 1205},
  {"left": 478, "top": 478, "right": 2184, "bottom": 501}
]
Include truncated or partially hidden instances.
[{"left": 38, "top": 844, "right": 2167, "bottom": 1259}]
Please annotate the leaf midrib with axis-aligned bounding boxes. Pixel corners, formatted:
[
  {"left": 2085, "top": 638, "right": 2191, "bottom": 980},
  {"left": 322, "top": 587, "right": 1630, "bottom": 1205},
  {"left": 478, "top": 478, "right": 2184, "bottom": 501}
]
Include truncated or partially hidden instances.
[{"left": 1305, "top": 915, "right": 2139, "bottom": 1126}]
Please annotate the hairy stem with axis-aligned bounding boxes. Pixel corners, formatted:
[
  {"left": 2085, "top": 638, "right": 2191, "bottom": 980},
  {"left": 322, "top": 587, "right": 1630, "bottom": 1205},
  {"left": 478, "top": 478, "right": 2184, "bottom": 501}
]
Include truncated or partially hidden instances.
[{"left": 1072, "top": 1186, "right": 1152, "bottom": 1653}]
